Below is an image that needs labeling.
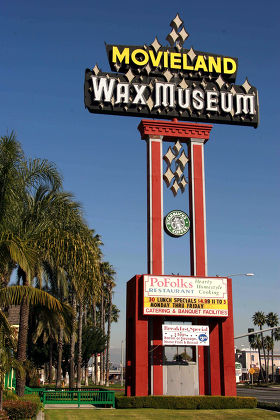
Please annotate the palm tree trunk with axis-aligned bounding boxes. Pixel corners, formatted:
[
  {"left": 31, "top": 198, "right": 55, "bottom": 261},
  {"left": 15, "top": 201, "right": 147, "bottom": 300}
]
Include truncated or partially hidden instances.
[
  {"left": 93, "top": 298, "right": 98, "bottom": 385},
  {"left": 69, "top": 294, "right": 77, "bottom": 388},
  {"left": 0, "top": 387, "right": 3, "bottom": 412},
  {"left": 105, "top": 286, "right": 112, "bottom": 386},
  {"left": 99, "top": 291, "right": 104, "bottom": 385},
  {"left": 76, "top": 301, "right": 83, "bottom": 388},
  {"left": 48, "top": 338, "right": 53, "bottom": 383},
  {"left": 257, "top": 344, "right": 264, "bottom": 382},
  {"left": 260, "top": 330, "right": 267, "bottom": 382},
  {"left": 271, "top": 330, "right": 274, "bottom": 382},
  {"left": 16, "top": 295, "right": 30, "bottom": 396},
  {"left": 56, "top": 326, "right": 63, "bottom": 387}
]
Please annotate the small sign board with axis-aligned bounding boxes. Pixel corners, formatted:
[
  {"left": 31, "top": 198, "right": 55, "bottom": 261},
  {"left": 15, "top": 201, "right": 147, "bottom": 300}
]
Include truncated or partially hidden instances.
[
  {"left": 162, "top": 324, "right": 209, "bottom": 346},
  {"left": 249, "top": 368, "right": 255, "bottom": 375}
]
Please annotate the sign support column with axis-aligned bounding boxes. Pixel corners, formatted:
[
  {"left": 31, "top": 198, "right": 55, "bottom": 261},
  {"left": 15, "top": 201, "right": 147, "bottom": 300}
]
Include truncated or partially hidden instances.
[{"left": 146, "top": 135, "right": 164, "bottom": 395}]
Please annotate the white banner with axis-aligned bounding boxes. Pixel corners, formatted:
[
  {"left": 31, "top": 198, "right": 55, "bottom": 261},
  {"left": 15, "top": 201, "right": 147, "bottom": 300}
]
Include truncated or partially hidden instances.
[{"left": 162, "top": 324, "right": 209, "bottom": 346}]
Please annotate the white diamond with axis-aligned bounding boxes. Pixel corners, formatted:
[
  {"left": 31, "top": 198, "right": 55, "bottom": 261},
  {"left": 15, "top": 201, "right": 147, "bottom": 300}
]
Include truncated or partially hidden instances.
[
  {"left": 179, "top": 176, "right": 188, "bottom": 192},
  {"left": 173, "top": 140, "right": 182, "bottom": 155},
  {"left": 171, "top": 13, "right": 183, "bottom": 30},
  {"left": 171, "top": 180, "right": 179, "bottom": 196},
  {"left": 177, "top": 150, "right": 189, "bottom": 169},
  {"left": 164, "top": 69, "right": 173, "bottom": 82},
  {"left": 92, "top": 64, "right": 100, "bottom": 75},
  {"left": 179, "top": 27, "right": 189, "bottom": 43},
  {"left": 188, "top": 48, "right": 196, "bottom": 61},
  {"left": 163, "top": 167, "right": 174, "bottom": 188},
  {"left": 216, "top": 75, "right": 225, "bottom": 89},
  {"left": 179, "top": 79, "right": 188, "bottom": 89},
  {"left": 166, "top": 28, "right": 178, "bottom": 46},
  {"left": 145, "top": 64, "right": 151, "bottom": 75},
  {"left": 113, "top": 63, "right": 120, "bottom": 71},
  {"left": 151, "top": 37, "right": 161, "bottom": 52},
  {"left": 163, "top": 146, "right": 176, "bottom": 166},
  {"left": 230, "top": 86, "right": 236, "bottom": 95},
  {"left": 146, "top": 97, "right": 154, "bottom": 111},
  {"left": 201, "top": 79, "right": 207, "bottom": 89},
  {"left": 175, "top": 165, "right": 183, "bottom": 180},
  {"left": 242, "top": 78, "right": 252, "bottom": 93},
  {"left": 125, "top": 69, "right": 135, "bottom": 83}
]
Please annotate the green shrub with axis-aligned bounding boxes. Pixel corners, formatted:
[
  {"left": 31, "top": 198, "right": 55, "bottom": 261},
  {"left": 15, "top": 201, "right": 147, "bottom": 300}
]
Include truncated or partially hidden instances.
[
  {"left": 116, "top": 395, "right": 257, "bottom": 410},
  {"left": 3, "top": 390, "right": 18, "bottom": 401},
  {"left": 257, "top": 401, "right": 280, "bottom": 412},
  {"left": 3, "top": 400, "right": 38, "bottom": 419},
  {"left": 21, "top": 394, "right": 42, "bottom": 414}
]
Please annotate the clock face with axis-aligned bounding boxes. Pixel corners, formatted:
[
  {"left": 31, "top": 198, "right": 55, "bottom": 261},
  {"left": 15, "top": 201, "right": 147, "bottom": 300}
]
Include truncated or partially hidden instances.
[{"left": 164, "top": 210, "right": 190, "bottom": 237}]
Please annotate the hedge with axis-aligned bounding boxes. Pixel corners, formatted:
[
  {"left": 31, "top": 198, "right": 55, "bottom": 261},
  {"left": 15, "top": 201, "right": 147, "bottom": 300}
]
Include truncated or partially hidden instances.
[
  {"left": 257, "top": 401, "right": 280, "bottom": 412},
  {"left": 3, "top": 394, "right": 41, "bottom": 419},
  {"left": 116, "top": 395, "right": 257, "bottom": 410}
]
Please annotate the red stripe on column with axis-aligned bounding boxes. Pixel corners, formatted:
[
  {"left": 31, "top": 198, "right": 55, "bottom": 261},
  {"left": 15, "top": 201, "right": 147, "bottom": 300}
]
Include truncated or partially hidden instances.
[
  {"left": 150, "top": 140, "right": 163, "bottom": 275},
  {"left": 192, "top": 143, "right": 206, "bottom": 276}
]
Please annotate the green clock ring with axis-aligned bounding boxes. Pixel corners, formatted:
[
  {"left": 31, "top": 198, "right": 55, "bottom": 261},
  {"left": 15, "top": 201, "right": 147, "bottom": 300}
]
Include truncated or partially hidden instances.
[{"left": 164, "top": 210, "right": 190, "bottom": 238}]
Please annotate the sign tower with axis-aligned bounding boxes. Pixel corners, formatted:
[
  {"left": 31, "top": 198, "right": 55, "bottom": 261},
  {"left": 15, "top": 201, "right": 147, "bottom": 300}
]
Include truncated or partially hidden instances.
[{"left": 84, "top": 14, "right": 259, "bottom": 397}]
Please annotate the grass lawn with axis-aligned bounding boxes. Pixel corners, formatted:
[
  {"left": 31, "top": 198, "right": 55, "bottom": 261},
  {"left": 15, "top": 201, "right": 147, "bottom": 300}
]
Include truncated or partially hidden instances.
[{"left": 45, "top": 408, "right": 280, "bottom": 419}]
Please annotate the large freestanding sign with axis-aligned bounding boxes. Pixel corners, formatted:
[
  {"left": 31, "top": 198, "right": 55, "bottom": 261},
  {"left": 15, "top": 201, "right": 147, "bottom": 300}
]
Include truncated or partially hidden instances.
[
  {"left": 85, "top": 14, "right": 258, "bottom": 399},
  {"left": 85, "top": 15, "right": 259, "bottom": 127}
]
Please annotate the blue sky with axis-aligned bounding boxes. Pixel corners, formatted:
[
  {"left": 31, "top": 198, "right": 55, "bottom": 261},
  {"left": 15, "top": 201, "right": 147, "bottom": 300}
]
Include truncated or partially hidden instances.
[{"left": 1, "top": 0, "right": 279, "bottom": 361}]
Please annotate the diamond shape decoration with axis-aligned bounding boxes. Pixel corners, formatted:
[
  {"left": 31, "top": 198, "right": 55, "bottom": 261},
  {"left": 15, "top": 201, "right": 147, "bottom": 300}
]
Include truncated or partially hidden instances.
[
  {"left": 163, "top": 146, "right": 176, "bottom": 166},
  {"left": 176, "top": 150, "right": 189, "bottom": 169},
  {"left": 166, "top": 28, "right": 179, "bottom": 46},
  {"left": 179, "top": 27, "right": 189, "bottom": 43},
  {"left": 92, "top": 64, "right": 100, "bottom": 75},
  {"left": 125, "top": 69, "right": 134, "bottom": 83},
  {"left": 170, "top": 13, "right": 183, "bottom": 30},
  {"left": 164, "top": 69, "right": 173, "bottom": 82},
  {"left": 201, "top": 79, "right": 207, "bottom": 89},
  {"left": 163, "top": 167, "right": 175, "bottom": 188},
  {"left": 188, "top": 47, "right": 196, "bottom": 61},
  {"left": 179, "top": 175, "right": 188, "bottom": 192},
  {"left": 216, "top": 75, "right": 225, "bottom": 89},
  {"left": 151, "top": 37, "right": 162, "bottom": 52},
  {"left": 230, "top": 86, "right": 236, "bottom": 95},
  {"left": 173, "top": 140, "right": 182, "bottom": 155},
  {"left": 174, "top": 165, "right": 183, "bottom": 180},
  {"left": 145, "top": 64, "right": 151, "bottom": 75},
  {"left": 171, "top": 180, "right": 179, "bottom": 197},
  {"left": 242, "top": 78, "right": 252, "bottom": 93},
  {"left": 179, "top": 79, "right": 188, "bottom": 89},
  {"left": 146, "top": 97, "right": 154, "bottom": 111}
]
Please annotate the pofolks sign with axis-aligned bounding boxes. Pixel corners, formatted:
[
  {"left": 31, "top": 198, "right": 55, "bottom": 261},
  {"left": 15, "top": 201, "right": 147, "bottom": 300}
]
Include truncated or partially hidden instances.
[
  {"left": 84, "top": 14, "right": 259, "bottom": 127},
  {"left": 162, "top": 324, "right": 209, "bottom": 346},
  {"left": 143, "top": 275, "right": 228, "bottom": 317}
]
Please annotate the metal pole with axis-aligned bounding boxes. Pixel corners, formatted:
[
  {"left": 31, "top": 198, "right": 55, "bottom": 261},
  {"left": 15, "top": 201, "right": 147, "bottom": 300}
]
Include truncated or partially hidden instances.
[{"left": 120, "top": 340, "right": 124, "bottom": 387}]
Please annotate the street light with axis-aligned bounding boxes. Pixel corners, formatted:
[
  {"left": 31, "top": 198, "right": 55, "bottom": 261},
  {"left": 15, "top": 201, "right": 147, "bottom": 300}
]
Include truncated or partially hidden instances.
[{"left": 216, "top": 273, "right": 255, "bottom": 277}]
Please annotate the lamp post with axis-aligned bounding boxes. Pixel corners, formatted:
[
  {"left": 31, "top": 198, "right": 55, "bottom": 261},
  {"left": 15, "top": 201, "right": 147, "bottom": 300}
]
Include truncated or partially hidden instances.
[{"left": 216, "top": 273, "right": 255, "bottom": 277}]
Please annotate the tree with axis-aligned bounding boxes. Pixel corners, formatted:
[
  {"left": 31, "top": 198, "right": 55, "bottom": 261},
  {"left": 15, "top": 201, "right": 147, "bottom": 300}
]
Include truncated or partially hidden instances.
[
  {"left": 266, "top": 312, "right": 279, "bottom": 382},
  {"left": 252, "top": 311, "right": 267, "bottom": 382}
]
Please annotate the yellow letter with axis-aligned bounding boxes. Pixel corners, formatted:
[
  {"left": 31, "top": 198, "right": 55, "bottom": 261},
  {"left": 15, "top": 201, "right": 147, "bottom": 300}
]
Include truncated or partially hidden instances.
[
  {"left": 131, "top": 49, "right": 149, "bottom": 66},
  {"left": 208, "top": 56, "right": 221, "bottom": 73},
  {"left": 223, "top": 58, "right": 237, "bottom": 74},
  {"left": 182, "top": 54, "right": 193, "bottom": 70},
  {"left": 170, "top": 52, "right": 182, "bottom": 69},
  {"left": 149, "top": 50, "right": 163, "bottom": 67},
  {"left": 163, "top": 52, "right": 169, "bottom": 68},
  {"left": 194, "top": 55, "right": 208, "bottom": 72},
  {"left": 112, "top": 46, "right": 130, "bottom": 64}
]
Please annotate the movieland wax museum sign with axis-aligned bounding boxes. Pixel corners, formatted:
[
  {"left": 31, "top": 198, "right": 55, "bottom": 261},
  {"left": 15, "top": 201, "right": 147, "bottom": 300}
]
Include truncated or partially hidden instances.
[
  {"left": 143, "top": 275, "right": 228, "bottom": 317},
  {"left": 85, "top": 14, "right": 259, "bottom": 127}
]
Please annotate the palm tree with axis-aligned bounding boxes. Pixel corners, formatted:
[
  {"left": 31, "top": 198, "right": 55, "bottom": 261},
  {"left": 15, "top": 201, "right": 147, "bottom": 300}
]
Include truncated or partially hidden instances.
[
  {"left": 250, "top": 335, "right": 264, "bottom": 381},
  {"left": 266, "top": 312, "right": 279, "bottom": 382},
  {"left": 263, "top": 336, "right": 273, "bottom": 380},
  {"left": 252, "top": 311, "right": 267, "bottom": 382}
]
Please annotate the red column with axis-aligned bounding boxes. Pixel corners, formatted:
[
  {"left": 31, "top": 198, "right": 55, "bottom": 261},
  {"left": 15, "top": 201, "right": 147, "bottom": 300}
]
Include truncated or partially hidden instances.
[
  {"left": 188, "top": 139, "right": 210, "bottom": 395},
  {"left": 147, "top": 136, "right": 164, "bottom": 275},
  {"left": 146, "top": 135, "right": 164, "bottom": 395},
  {"left": 220, "top": 278, "right": 236, "bottom": 395}
]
